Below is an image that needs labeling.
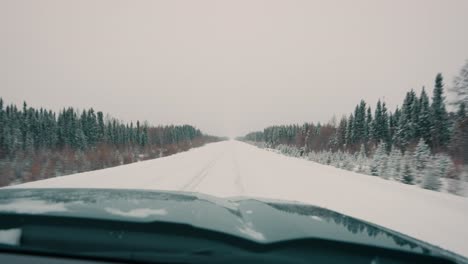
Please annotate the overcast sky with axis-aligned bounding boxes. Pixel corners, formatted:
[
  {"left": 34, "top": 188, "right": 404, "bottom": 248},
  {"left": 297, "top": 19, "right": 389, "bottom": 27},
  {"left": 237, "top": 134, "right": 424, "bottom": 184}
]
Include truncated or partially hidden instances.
[{"left": 1, "top": 0, "right": 468, "bottom": 137}]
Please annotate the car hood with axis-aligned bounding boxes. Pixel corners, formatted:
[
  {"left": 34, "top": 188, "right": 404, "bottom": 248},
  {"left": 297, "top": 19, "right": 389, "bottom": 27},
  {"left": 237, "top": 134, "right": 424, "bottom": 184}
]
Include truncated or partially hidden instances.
[{"left": 0, "top": 188, "right": 450, "bottom": 256}]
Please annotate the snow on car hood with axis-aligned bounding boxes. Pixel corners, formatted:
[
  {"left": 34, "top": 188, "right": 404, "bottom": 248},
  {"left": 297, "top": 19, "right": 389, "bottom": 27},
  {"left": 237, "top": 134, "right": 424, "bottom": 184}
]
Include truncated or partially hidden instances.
[{"left": 0, "top": 188, "right": 437, "bottom": 255}]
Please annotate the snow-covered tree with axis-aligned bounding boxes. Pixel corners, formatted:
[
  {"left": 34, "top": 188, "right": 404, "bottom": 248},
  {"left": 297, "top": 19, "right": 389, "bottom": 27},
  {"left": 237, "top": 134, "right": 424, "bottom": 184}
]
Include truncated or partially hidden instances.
[
  {"left": 431, "top": 73, "right": 450, "bottom": 151},
  {"left": 401, "top": 154, "right": 415, "bottom": 185},
  {"left": 450, "top": 60, "right": 468, "bottom": 108},
  {"left": 356, "top": 144, "right": 368, "bottom": 173},
  {"left": 386, "top": 146, "right": 402, "bottom": 180},
  {"left": 365, "top": 106, "right": 373, "bottom": 143},
  {"left": 414, "top": 138, "right": 430, "bottom": 171},
  {"left": 370, "top": 141, "right": 387, "bottom": 176},
  {"left": 396, "top": 90, "right": 417, "bottom": 151},
  {"left": 422, "top": 157, "right": 442, "bottom": 191},
  {"left": 418, "top": 87, "right": 432, "bottom": 145}
]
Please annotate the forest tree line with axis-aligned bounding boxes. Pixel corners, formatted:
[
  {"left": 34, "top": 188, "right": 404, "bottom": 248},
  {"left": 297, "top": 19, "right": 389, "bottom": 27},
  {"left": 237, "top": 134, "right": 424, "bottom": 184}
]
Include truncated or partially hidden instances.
[
  {"left": 241, "top": 62, "right": 468, "bottom": 190},
  {"left": 0, "top": 100, "right": 223, "bottom": 186}
]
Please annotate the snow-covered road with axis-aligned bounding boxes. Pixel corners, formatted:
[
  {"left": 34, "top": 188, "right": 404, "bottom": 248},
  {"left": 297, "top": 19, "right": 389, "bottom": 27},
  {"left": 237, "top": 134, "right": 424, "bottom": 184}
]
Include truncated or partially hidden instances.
[{"left": 10, "top": 140, "right": 468, "bottom": 258}]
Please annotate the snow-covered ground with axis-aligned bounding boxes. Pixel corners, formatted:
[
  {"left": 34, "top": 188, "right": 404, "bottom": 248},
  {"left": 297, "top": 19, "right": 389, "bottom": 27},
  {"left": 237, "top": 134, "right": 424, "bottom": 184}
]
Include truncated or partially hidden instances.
[{"left": 7, "top": 140, "right": 468, "bottom": 258}]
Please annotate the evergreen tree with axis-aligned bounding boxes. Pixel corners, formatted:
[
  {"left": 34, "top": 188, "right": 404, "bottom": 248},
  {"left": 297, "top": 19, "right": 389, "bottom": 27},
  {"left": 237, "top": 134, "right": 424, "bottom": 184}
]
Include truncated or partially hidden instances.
[
  {"left": 372, "top": 100, "right": 390, "bottom": 147},
  {"left": 353, "top": 101, "right": 366, "bottom": 144},
  {"left": 457, "top": 102, "right": 466, "bottom": 119},
  {"left": 370, "top": 141, "right": 387, "bottom": 176},
  {"left": 396, "top": 91, "right": 417, "bottom": 151},
  {"left": 449, "top": 103, "right": 468, "bottom": 164},
  {"left": 97, "top": 111, "right": 105, "bottom": 143},
  {"left": 386, "top": 146, "right": 402, "bottom": 179},
  {"left": 431, "top": 73, "right": 450, "bottom": 151},
  {"left": 389, "top": 107, "right": 400, "bottom": 144},
  {"left": 337, "top": 117, "right": 347, "bottom": 149},
  {"left": 413, "top": 138, "right": 431, "bottom": 184},
  {"left": 345, "top": 114, "right": 354, "bottom": 146},
  {"left": 418, "top": 87, "right": 432, "bottom": 145},
  {"left": 411, "top": 92, "right": 421, "bottom": 139},
  {"left": 414, "top": 138, "right": 431, "bottom": 171},
  {"left": 365, "top": 106, "right": 372, "bottom": 144},
  {"left": 401, "top": 154, "right": 415, "bottom": 185},
  {"left": 381, "top": 102, "right": 390, "bottom": 146},
  {"left": 422, "top": 156, "right": 443, "bottom": 191},
  {"left": 372, "top": 100, "right": 383, "bottom": 143}
]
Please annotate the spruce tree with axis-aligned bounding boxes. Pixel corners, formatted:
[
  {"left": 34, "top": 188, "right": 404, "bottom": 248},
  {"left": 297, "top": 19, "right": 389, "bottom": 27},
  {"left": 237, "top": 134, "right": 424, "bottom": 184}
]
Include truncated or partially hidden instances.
[
  {"left": 372, "top": 100, "right": 383, "bottom": 143},
  {"left": 411, "top": 91, "right": 421, "bottom": 139},
  {"left": 97, "top": 111, "right": 105, "bottom": 143},
  {"left": 457, "top": 102, "right": 466, "bottom": 120},
  {"left": 353, "top": 101, "right": 366, "bottom": 144},
  {"left": 381, "top": 102, "right": 390, "bottom": 146},
  {"left": 396, "top": 91, "right": 416, "bottom": 151},
  {"left": 414, "top": 138, "right": 430, "bottom": 169},
  {"left": 389, "top": 107, "right": 400, "bottom": 144},
  {"left": 365, "top": 106, "right": 372, "bottom": 144},
  {"left": 431, "top": 73, "right": 450, "bottom": 151},
  {"left": 422, "top": 156, "right": 443, "bottom": 191},
  {"left": 370, "top": 141, "right": 387, "bottom": 176},
  {"left": 337, "top": 117, "right": 347, "bottom": 149},
  {"left": 386, "top": 147, "right": 402, "bottom": 179},
  {"left": 401, "top": 155, "right": 415, "bottom": 185},
  {"left": 345, "top": 114, "right": 354, "bottom": 147},
  {"left": 419, "top": 87, "right": 432, "bottom": 145},
  {"left": 449, "top": 103, "right": 468, "bottom": 164}
]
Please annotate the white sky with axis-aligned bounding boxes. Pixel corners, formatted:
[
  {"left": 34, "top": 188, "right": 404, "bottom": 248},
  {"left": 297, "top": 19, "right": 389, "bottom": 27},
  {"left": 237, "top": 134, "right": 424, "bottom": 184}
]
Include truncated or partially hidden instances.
[{"left": 1, "top": 0, "right": 468, "bottom": 137}]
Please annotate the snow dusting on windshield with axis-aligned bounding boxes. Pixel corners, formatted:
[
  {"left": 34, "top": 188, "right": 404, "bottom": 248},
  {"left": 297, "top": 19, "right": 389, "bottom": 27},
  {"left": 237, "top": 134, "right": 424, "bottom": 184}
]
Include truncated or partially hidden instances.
[
  {"left": 0, "top": 229, "right": 21, "bottom": 246},
  {"left": 237, "top": 222, "right": 265, "bottom": 241},
  {"left": 0, "top": 199, "right": 67, "bottom": 214},
  {"left": 105, "top": 208, "right": 168, "bottom": 218}
]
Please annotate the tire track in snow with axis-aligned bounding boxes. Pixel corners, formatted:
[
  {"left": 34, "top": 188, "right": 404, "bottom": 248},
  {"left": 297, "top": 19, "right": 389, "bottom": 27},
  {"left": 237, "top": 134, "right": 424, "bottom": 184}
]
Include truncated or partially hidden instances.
[
  {"left": 232, "top": 148, "right": 245, "bottom": 195},
  {"left": 180, "top": 152, "right": 224, "bottom": 192}
]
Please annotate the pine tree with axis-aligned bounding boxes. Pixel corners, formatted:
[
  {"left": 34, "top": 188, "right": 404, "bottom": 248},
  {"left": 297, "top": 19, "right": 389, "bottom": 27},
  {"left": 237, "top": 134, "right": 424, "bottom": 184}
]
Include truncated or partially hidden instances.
[
  {"left": 381, "top": 102, "right": 390, "bottom": 147},
  {"left": 396, "top": 91, "right": 417, "bottom": 151},
  {"left": 370, "top": 141, "right": 387, "bottom": 176},
  {"left": 413, "top": 138, "right": 431, "bottom": 184},
  {"left": 401, "top": 154, "right": 415, "bottom": 185},
  {"left": 422, "top": 156, "right": 443, "bottom": 191},
  {"left": 414, "top": 138, "right": 431, "bottom": 171},
  {"left": 97, "top": 111, "right": 105, "bottom": 143},
  {"left": 431, "top": 73, "right": 450, "bottom": 151},
  {"left": 353, "top": 100, "right": 366, "bottom": 144},
  {"left": 345, "top": 114, "right": 354, "bottom": 147},
  {"left": 411, "top": 92, "right": 421, "bottom": 139},
  {"left": 337, "top": 117, "right": 347, "bottom": 150},
  {"left": 419, "top": 87, "right": 432, "bottom": 145},
  {"left": 449, "top": 103, "right": 468, "bottom": 164},
  {"left": 372, "top": 100, "right": 382, "bottom": 143},
  {"left": 457, "top": 102, "right": 466, "bottom": 119},
  {"left": 372, "top": 100, "right": 390, "bottom": 147},
  {"left": 365, "top": 106, "right": 372, "bottom": 144},
  {"left": 386, "top": 146, "right": 402, "bottom": 179},
  {"left": 389, "top": 107, "right": 400, "bottom": 144}
]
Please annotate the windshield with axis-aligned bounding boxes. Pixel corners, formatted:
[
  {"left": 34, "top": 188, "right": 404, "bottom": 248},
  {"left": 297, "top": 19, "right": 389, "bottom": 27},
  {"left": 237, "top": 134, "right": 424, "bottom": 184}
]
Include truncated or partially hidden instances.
[{"left": 1, "top": 0, "right": 468, "bottom": 263}]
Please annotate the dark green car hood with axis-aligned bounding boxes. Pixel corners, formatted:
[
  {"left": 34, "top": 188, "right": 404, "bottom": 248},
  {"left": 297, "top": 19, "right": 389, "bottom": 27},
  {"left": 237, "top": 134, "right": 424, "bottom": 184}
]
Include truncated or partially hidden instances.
[{"left": 0, "top": 188, "right": 453, "bottom": 257}]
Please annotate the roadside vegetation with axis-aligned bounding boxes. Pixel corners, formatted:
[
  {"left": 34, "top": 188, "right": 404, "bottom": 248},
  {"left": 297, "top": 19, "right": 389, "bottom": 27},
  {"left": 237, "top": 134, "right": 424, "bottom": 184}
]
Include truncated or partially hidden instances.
[
  {"left": 241, "top": 61, "right": 468, "bottom": 195},
  {"left": 0, "top": 100, "right": 223, "bottom": 186}
]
